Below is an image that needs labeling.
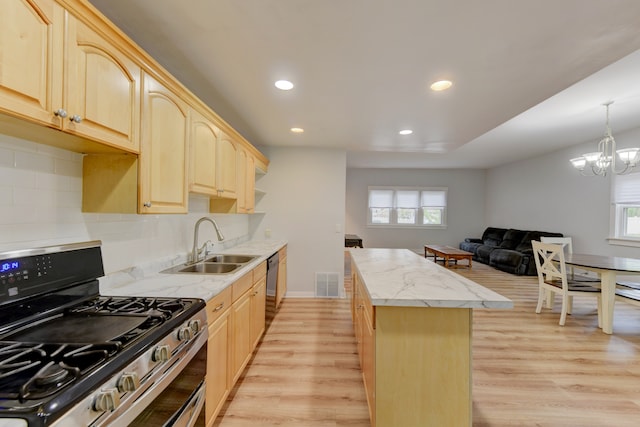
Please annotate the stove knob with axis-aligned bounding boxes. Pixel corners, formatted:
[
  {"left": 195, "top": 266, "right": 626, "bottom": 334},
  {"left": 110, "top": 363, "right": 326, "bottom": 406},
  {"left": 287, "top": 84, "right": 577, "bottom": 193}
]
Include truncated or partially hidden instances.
[
  {"left": 188, "top": 319, "right": 202, "bottom": 334},
  {"left": 152, "top": 344, "right": 171, "bottom": 362},
  {"left": 117, "top": 372, "right": 140, "bottom": 393},
  {"left": 93, "top": 388, "right": 120, "bottom": 412},
  {"left": 178, "top": 326, "right": 193, "bottom": 341}
]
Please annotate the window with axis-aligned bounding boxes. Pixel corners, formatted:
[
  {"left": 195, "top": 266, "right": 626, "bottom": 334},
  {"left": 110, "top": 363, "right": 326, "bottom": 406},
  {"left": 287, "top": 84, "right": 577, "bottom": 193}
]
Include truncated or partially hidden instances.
[
  {"left": 611, "top": 171, "right": 640, "bottom": 243},
  {"left": 367, "top": 187, "right": 447, "bottom": 227}
]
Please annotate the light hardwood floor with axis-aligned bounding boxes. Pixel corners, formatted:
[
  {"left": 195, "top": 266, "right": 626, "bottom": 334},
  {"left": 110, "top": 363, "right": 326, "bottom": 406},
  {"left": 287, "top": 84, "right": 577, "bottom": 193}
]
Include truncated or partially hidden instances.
[{"left": 215, "top": 254, "right": 640, "bottom": 426}]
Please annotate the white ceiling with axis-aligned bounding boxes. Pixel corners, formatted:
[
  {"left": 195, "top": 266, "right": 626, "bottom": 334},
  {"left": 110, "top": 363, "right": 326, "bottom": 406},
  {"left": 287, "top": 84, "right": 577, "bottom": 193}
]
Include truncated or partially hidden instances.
[{"left": 88, "top": 0, "right": 640, "bottom": 169}]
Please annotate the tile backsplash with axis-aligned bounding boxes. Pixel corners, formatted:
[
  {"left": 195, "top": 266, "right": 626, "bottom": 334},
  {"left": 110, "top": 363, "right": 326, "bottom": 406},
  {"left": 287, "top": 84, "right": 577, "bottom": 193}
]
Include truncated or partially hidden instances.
[{"left": 0, "top": 134, "right": 250, "bottom": 273}]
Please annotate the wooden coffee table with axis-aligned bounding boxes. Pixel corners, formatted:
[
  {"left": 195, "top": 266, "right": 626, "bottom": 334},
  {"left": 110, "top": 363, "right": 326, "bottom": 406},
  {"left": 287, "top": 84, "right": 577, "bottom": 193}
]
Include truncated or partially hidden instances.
[{"left": 424, "top": 244, "right": 473, "bottom": 269}]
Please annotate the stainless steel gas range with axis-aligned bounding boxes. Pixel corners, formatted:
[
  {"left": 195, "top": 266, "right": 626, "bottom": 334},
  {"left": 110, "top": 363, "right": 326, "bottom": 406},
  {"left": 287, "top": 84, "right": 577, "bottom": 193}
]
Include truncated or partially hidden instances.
[{"left": 0, "top": 241, "right": 207, "bottom": 427}]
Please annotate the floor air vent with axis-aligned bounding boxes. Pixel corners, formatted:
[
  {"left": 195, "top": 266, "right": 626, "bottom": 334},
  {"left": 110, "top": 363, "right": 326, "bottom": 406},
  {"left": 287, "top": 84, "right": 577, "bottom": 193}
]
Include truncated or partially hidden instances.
[{"left": 315, "top": 272, "right": 340, "bottom": 297}]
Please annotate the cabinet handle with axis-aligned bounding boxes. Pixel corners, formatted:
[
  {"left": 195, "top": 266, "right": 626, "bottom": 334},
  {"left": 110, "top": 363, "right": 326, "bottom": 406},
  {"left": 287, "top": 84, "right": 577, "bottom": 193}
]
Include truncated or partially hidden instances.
[
  {"left": 54, "top": 109, "right": 67, "bottom": 118},
  {"left": 143, "top": 202, "right": 152, "bottom": 208},
  {"left": 69, "top": 115, "right": 83, "bottom": 123},
  {"left": 213, "top": 302, "right": 224, "bottom": 312},
  {"left": 252, "top": 291, "right": 259, "bottom": 296}
]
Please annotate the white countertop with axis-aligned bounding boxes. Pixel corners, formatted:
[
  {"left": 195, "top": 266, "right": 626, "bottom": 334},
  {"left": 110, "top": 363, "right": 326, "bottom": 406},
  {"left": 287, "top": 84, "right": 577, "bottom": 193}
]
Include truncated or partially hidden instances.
[
  {"left": 99, "top": 240, "right": 287, "bottom": 302},
  {"left": 349, "top": 248, "right": 512, "bottom": 309}
]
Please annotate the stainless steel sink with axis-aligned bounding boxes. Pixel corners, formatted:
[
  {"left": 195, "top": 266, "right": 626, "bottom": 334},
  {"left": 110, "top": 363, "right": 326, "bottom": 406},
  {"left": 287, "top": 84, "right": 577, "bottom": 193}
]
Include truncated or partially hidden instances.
[
  {"left": 179, "top": 263, "right": 240, "bottom": 274},
  {"left": 161, "top": 262, "right": 240, "bottom": 274},
  {"left": 161, "top": 254, "right": 257, "bottom": 275},
  {"left": 203, "top": 254, "right": 256, "bottom": 264}
]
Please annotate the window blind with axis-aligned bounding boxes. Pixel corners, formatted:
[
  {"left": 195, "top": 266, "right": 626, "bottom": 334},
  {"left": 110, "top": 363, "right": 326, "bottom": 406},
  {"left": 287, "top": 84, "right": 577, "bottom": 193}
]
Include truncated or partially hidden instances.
[
  {"left": 421, "top": 190, "right": 446, "bottom": 207},
  {"left": 369, "top": 189, "right": 394, "bottom": 207},
  {"left": 396, "top": 190, "right": 419, "bottom": 208},
  {"left": 612, "top": 170, "right": 640, "bottom": 204}
]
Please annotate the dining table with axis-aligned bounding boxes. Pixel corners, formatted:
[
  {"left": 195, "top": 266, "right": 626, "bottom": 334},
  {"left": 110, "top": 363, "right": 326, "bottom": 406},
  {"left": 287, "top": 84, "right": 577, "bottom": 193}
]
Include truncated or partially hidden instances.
[{"left": 564, "top": 253, "right": 640, "bottom": 334}]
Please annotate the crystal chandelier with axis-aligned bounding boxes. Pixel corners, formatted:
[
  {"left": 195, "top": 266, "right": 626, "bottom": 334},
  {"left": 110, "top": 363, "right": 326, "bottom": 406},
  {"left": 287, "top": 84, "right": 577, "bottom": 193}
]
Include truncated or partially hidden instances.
[{"left": 570, "top": 102, "right": 640, "bottom": 176}]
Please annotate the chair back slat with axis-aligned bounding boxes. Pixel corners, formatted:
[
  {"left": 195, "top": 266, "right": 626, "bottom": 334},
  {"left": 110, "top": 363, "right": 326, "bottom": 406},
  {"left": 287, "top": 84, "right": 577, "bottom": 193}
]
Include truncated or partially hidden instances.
[{"left": 540, "top": 236, "right": 573, "bottom": 254}]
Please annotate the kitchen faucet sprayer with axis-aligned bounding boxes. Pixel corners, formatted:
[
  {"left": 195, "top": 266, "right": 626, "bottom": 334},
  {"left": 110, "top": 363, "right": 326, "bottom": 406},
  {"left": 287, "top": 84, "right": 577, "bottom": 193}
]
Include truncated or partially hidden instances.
[{"left": 189, "top": 217, "right": 225, "bottom": 264}]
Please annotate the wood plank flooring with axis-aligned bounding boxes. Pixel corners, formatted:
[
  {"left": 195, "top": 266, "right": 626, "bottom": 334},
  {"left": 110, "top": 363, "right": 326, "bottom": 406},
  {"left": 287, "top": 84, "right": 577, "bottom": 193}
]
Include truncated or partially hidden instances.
[{"left": 214, "top": 254, "right": 640, "bottom": 426}]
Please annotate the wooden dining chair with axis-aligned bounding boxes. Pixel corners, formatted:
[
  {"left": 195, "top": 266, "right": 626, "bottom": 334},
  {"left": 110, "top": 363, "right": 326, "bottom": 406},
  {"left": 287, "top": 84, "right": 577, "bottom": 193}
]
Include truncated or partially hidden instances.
[{"left": 532, "top": 241, "right": 602, "bottom": 326}]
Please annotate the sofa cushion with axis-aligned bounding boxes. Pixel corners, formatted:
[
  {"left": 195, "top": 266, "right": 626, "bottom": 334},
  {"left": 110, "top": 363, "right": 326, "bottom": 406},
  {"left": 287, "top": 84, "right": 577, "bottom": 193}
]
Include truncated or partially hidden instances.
[
  {"left": 481, "top": 227, "right": 508, "bottom": 247},
  {"left": 459, "top": 241, "right": 482, "bottom": 255},
  {"left": 490, "top": 249, "right": 524, "bottom": 267},
  {"left": 490, "top": 249, "right": 526, "bottom": 275},
  {"left": 499, "top": 229, "right": 527, "bottom": 250},
  {"left": 515, "top": 230, "right": 563, "bottom": 253},
  {"left": 476, "top": 244, "right": 498, "bottom": 263}
]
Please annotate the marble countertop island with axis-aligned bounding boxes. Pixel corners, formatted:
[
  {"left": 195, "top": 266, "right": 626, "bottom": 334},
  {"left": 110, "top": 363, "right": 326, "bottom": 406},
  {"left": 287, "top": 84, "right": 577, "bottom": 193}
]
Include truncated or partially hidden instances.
[
  {"left": 99, "top": 240, "right": 287, "bottom": 302},
  {"left": 349, "top": 248, "right": 512, "bottom": 309}
]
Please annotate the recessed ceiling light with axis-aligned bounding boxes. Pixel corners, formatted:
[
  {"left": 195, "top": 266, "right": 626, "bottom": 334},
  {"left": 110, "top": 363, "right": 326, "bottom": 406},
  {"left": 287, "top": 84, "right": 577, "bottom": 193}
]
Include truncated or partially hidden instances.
[
  {"left": 290, "top": 127, "right": 304, "bottom": 133},
  {"left": 430, "top": 80, "right": 453, "bottom": 91},
  {"left": 275, "top": 80, "right": 294, "bottom": 90},
  {"left": 399, "top": 129, "right": 413, "bottom": 135}
]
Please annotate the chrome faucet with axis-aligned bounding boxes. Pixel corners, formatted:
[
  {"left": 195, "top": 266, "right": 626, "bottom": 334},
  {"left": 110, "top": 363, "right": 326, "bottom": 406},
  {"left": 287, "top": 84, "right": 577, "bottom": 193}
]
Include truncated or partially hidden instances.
[{"left": 189, "top": 217, "right": 225, "bottom": 264}]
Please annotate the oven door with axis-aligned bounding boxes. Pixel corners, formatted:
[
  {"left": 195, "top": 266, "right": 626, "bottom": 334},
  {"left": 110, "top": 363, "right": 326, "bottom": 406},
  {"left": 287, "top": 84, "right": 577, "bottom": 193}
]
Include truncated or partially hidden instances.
[{"left": 128, "top": 339, "right": 207, "bottom": 427}]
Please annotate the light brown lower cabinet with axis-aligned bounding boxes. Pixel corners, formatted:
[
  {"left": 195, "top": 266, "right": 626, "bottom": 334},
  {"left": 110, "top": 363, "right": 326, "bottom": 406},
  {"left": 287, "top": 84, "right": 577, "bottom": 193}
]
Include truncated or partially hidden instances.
[
  {"left": 352, "top": 262, "right": 472, "bottom": 427},
  {"left": 204, "top": 285, "right": 231, "bottom": 427},
  {"left": 230, "top": 289, "right": 252, "bottom": 385},
  {"left": 250, "top": 264, "right": 267, "bottom": 348},
  {"left": 276, "top": 245, "right": 287, "bottom": 309},
  {"left": 205, "top": 261, "right": 267, "bottom": 426}
]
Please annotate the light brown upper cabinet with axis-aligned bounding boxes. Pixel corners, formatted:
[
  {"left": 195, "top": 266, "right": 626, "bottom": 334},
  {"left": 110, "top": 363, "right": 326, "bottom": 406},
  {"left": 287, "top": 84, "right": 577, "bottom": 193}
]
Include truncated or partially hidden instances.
[
  {"left": 64, "top": 13, "right": 141, "bottom": 152},
  {"left": 0, "top": 0, "right": 141, "bottom": 153},
  {"left": 244, "top": 153, "right": 256, "bottom": 213},
  {"left": 236, "top": 147, "right": 248, "bottom": 213},
  {"left": 189, "top": 108, "right": 220, "bottom": 196},
  {"left": 83, "top": 72, "right": 188, "bottom": 214},
  {"left": 216, "top": 131, "right": 238, "bottom": 199},
  {"left": 0, "top": 0, "right": 63, "bottom": 127},
  {"left": 138, "top": 73, "right": 189, "bottom": 213}
]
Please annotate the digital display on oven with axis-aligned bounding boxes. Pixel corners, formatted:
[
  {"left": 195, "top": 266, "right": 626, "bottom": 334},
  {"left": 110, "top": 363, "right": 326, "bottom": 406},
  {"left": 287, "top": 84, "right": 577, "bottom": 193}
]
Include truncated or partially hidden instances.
[{"left": 0, "top": 260, "right": 20, "bottom": 273}]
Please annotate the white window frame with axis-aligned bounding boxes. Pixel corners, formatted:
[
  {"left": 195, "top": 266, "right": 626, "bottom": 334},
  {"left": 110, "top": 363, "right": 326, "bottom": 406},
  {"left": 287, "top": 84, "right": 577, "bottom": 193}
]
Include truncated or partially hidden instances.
[
  {"left": 367, "top": 186, "right": 447, "bottom": 228},
  {"left": 608, "top": 171, "right": 640, "bottom": 248}
]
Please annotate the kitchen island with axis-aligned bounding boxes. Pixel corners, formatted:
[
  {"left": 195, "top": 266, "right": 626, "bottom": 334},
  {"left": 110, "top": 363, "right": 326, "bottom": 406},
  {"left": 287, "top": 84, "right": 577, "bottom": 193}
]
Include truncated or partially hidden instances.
[{"left": 349, "top": 248, "right": 512, "bottom": 427}]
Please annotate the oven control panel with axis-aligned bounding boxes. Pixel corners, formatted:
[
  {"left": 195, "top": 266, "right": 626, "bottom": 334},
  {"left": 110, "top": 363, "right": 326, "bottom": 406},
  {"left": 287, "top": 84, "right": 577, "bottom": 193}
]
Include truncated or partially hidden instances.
[
  {"left": 0, "top": 254, "right": 54, "bottom": 290},
  {"left": 0, "top": 246, "right": 103, "bottom": 303}
]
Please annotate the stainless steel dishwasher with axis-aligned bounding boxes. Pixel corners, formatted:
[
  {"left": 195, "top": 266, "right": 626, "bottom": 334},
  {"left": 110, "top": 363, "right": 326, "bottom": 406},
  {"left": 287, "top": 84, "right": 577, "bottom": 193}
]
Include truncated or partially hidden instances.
[{"left": 265, "top": 252, "right": 280, "bottom": 330}]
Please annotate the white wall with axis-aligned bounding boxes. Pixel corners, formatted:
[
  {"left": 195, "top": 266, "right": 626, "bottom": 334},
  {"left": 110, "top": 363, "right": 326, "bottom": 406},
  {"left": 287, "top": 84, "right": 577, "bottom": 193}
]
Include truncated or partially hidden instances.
[
  {"left": 486, "top": 126, "right": 640, "bottom": 257},
  {"left": 250, "top": 146, "right": 346, "bottom": 297},
  {"left": 0, "top": 134, "right": 250, "bottom": 274},
  {"left": 345, "top": 168, "right": 486, "bottom": 251}
]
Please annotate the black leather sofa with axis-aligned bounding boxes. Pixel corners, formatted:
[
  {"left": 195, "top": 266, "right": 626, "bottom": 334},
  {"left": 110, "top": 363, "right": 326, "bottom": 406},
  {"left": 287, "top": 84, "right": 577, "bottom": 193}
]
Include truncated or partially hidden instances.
[{"left": 459, "top": 227, "right": 563, "bottom": 275}]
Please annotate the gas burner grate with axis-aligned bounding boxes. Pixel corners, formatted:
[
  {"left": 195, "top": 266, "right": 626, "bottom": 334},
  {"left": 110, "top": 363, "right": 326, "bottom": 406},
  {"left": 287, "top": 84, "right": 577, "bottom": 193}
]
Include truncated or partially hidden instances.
[
  {"left": 71, "top": 296, "right": 189, "bottom": 318},
  {"left": 0, "top": 342, "right": 120, "bottom": 401}
]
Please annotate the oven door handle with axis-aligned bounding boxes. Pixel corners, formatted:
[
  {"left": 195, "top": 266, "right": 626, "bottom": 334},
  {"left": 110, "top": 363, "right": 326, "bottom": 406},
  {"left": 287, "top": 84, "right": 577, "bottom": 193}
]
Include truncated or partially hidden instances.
[{"left": 166, "top": 379, "right": 206, "bottom": 427}]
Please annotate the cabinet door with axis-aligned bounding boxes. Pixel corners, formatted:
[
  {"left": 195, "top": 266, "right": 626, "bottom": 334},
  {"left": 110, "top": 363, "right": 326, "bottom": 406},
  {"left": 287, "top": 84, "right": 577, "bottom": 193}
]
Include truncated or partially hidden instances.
[
  {"left": 236, "top": 147, "right": 247, "bottom": 212},
  {"left": 205, "top": 312, "right": 229, "bottom": 426},
  {"left": 64, "top": 14, "right": 141, "bottom": 152},
  {"left": 250, "top": 277, "right": 266, "bottom": 348},
  {"left": 139, "top": 73, "right": 189, "bottom": 213},
  {"left": 189, "top": 108, "right": 218, "bottom": 195},
  {"left": 245, "top": 154, "right": 256, "bottom": 213},
  {"left": 276, "top": 251, "right": 287, "bottom": 309},
  {"left": 362, "top": 309, "right": 376, "bottom": 426},
  {"left": 230, "top": 290, "right": 252, "bottom": 384},
  {"left": 0, "top": 0, "right": 63, "bottom": 127},
  {"left": 216, "top": 132, "right": 237, "bottom": 198}
]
